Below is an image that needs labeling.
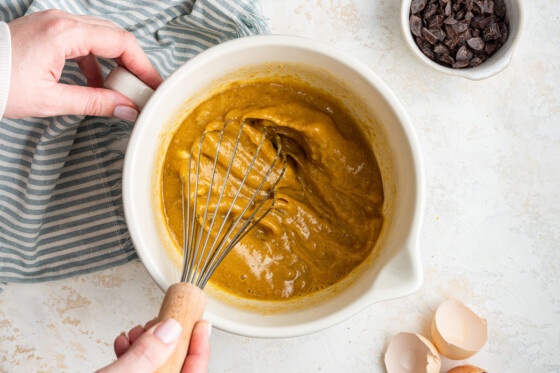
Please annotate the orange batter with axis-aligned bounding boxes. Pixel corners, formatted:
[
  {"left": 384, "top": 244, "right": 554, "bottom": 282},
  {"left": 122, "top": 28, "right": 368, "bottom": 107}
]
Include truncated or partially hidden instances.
[{"left": 161, "top": 80, "right": 384, "bottom": 301}]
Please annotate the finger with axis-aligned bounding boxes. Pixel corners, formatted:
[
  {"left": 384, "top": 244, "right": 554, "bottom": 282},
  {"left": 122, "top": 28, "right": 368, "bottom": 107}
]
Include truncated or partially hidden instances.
[
  {"left": 181, "top": 321, "right": 211, "bottom": 373},
  {"left": 98, "top": 319, "right": 183, "bottom": 373},
  {"left": 75, "top": 53, "right": 104, "bottom": 88},
  {"left": 114, "top": 332, "right": 131, "bottom": 358},
  {"left": 144, "top": 318, "right": 157, "bottom": 331},
  {"left": 128, "top": 325, "right": 145, "bottom": 345},
  {"left": 47, "top": 83, "right": 138, "bottom": 120},
  {"left": 66, "top": 24, "right": 163, "bottom": 89}
]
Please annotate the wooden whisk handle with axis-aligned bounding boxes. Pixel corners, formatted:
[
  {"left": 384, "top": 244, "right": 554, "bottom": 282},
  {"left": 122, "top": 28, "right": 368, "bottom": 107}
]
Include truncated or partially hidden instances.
[{"left": 155, "top": 283, "right": 206, "bottom": 373}]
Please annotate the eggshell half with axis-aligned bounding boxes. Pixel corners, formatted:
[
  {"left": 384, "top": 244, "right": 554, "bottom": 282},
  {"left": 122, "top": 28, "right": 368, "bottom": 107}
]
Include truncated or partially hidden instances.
[
  {"left": 447, "top": 365, "right": 487, "bottom": 373},
  {"left": 385, "top": 332, "right": 441, "bottom": 373},
  {"left": 431, "top": 300, "right": 488, "bottom": 360}
]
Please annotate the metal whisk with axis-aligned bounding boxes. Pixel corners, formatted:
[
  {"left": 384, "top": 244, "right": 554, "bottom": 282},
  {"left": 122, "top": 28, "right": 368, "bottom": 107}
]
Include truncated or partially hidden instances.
[
  {"left": 154, "top": 119, "right": 286, "bottom": 373},
  {"left": 180, "top": 119, "right": 286, "bottom": 289}
]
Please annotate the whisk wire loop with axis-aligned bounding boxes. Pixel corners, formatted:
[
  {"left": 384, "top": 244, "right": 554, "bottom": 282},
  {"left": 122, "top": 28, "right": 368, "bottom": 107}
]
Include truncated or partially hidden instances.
[
  {"left": 200, "top": 126, "right": 267, "bottom": 258},
  {"left": 180, "top": 119, "right": 285, "bottom": 288},
  {"left": 185, "top": 132, "right": 207, "bottom": 284},
  {"left": 194, "top": 121, "right": 246, "bottom": 284},
  {"left": 199, "top": 156, "right": 286, "bottom": 288},
  {"left": 190, "top": 121, "right": 236, "bottom": 285},
  {"left": 180, "top": 176, "right": 188, "bottom": 281},
  {"left": 196, "top": 130, "right": 283, "bottom": 287}
]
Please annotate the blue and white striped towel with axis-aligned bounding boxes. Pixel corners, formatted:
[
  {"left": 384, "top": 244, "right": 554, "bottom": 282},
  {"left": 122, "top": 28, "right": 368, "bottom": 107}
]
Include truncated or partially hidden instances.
[{"left": 0, "top": 0, "right": 267, "bottom": 282}]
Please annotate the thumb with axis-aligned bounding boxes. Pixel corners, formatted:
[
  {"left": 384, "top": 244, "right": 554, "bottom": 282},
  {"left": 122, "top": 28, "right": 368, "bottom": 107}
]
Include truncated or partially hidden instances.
[
  {"left": 98, "top": 319, "right": 183, "bottom": 373},
  {"left": 50, "top": 83, "right": 138, "bottom": 120}
]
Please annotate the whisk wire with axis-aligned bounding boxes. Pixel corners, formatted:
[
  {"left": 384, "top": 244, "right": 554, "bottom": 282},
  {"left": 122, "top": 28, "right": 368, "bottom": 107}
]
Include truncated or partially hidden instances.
[
  {"left": 180, "top": 120, "right": 286, "bottom": 288},
  {"left": 201, "top": 126, "right": 266, "bottom": 258},
  {"left": 189, "top": 121, "right": 234, "bottom": 285},
  {"left": 181, "top": 154, "right": 192, "bottom": 281},
  {"left": 194, "top": 123, "right": 267, "bottom": 286},
  {"left": 199, "top": 160, "right": 286, "bottom": 288},
  {"left": 180, "top": 176, "right": 188, "bottom": 281},
  {"left": 228, "top": 158, "right": 286, "bottom": 249},
  {"left": 195, "top": 125, "right": 271, "bottom": 287},
  {"left": 195, "top": 120, "right": 243, "bottom": 285},
  {"left": 185, "top": 132, "right": 207, "bottom": 284}
]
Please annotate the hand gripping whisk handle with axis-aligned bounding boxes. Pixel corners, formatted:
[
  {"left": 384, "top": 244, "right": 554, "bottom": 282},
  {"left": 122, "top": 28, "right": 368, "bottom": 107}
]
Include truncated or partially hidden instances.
[{"left": 155, "top": 283, "right": 206, "bottom": 373}]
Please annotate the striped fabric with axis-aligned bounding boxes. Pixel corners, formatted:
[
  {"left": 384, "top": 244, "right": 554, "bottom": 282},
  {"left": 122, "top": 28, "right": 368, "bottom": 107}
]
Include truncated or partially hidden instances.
[{"left": 0, "top": 0, "right": 267, "bottom": 282}]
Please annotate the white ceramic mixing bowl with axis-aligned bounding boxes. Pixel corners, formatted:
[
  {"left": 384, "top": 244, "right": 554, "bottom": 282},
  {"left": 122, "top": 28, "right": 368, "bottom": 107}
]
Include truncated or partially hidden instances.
[{"left": 114, "top": 35, "right": 424, "bottom": 338}]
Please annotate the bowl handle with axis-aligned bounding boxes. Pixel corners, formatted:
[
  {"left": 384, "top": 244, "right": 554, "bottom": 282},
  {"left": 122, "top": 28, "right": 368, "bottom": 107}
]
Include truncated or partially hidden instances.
[{"left": 105, "top": 66, "right": 155, "bottom": 111}]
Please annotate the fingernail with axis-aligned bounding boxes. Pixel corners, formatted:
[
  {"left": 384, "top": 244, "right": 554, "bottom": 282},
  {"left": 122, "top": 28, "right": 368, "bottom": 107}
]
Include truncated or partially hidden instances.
[
  {"left": 207, "top": 322, "right": 212, "bottom": 338},
  {"left": 154, "top": 319, "right": 182, "bottom": 344},
  {"left": 113, "top": 105, "right": 138, "bottom": 121}
]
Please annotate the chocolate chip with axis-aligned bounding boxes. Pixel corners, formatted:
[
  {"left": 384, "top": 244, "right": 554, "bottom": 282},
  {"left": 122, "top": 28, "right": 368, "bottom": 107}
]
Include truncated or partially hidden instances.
[
  {"left": 410, "top": 15, "right": 423, "bottom": 36},
  {"left": 481, "top": 0, "right": 494, "bottom": 14},
  {"left": 478, "top": 15, "right": 496, "bottom": 29},
  {"left": 416, "top": 36, "right": 436, "bottom": 59},
  {"left": 467, "top": 37, "right": 485, "bottom": 50},
  {"left": 422, "top": 27, "right": 439, "bottom": 44},
  {"left": 409, "top": 0, "right": 508, "bottom": 69},
  {"left": 484, "top": 41, "right": 498, "bottom": 54},
  {"left": 469, "top": 56, "right": 484, "bottom": 67},
  {"left": 444, "top": 16, "right": 458, "bottom": 24},
  {"left": 445, "top": 23, "right": 458, "bottom": 38},
  {"left": 439, "top": 54, "right": 455, "bottom": 65},
  {"left": 476, "top": 52, "right": 489, "bottom": 63},
  {"left": 456, "top": 45, "right": 469, "bottom": 60},
  {"left": 428, "top": 14, "right": 444, "bottom": 28},
  {"left": 473, "top": 0, "right": 484, "bottom": 13},
  {"left": 483, "top": 23, "right": 500, "bottom": 41},
  {"left": 434, "top": 43, "right": 451, "bottom": 55},
  {"left": 445, "top": 37, "right": 460, "bottom": 49},
  {"left": 430, "top": 27, "right": 447, "bottom": 41},
  {"left": 494, "top": 0, "right": 506, "bottom": 17},
  {"left": 423, "top": 3, "right": 438, "bottom": 18},
  {"left": 471, "top": 14, "right": 484, "bottom": 28},
  {"left": 453, "top": 59, "right": 470, "bottom": 68},
  {"left": 411, "top": 0, "right": 429, "bottom": 14},
  {"left": 458, "top": 29, "right": 472, "bottom": 43},
  {"left": 498, "top": 22, "right": 508, "bottom": 43},
  {"left": 453, "top": 22, "right": 469, "bottom": 33}
]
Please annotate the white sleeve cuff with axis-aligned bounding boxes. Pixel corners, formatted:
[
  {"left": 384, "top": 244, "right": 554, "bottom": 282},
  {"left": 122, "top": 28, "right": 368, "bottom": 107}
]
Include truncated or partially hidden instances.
[{"left": 0, "top": 22, "right": 12, "bottom": 120}]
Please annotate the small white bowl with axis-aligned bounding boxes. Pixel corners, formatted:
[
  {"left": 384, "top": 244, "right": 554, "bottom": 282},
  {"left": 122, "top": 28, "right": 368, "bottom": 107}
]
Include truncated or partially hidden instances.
[
  {"left": 117, "top": 35, "right": 425, "bottom": 338},
  {"left": 401, "top": 0, "right": 524, "bottom": 80}
]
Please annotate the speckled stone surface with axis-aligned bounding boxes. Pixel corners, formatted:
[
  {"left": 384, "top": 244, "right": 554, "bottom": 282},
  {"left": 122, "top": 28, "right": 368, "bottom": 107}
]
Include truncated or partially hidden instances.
[{"left": 1, "top": 1, "right": 559, "bottom": 372}]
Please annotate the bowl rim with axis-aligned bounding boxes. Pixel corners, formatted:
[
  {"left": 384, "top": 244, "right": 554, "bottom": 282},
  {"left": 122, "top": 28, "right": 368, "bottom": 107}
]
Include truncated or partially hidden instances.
[
  {"left": 122, "top": 34, "right": 425, "bottom": 338},
  {"left": 400, "top": 0, "right": 525, "bottom": 80}
]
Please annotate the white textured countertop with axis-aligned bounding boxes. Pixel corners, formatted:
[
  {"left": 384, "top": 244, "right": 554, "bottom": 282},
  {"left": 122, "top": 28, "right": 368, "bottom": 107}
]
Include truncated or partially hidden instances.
[{"left": 1, "top": 1, "right": 559, "bottom": 372}]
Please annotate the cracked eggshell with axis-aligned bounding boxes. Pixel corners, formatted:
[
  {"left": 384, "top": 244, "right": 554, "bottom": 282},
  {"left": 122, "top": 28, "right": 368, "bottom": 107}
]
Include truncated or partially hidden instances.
[
  {"left": 385, "top": 332, "right": 441, "bottom": 373},
  {"left": 447, "top": 365, "right": 487, "bottom": 373},
  {"left": 431, "top": 300, "right": 488, "bottom": 360}
]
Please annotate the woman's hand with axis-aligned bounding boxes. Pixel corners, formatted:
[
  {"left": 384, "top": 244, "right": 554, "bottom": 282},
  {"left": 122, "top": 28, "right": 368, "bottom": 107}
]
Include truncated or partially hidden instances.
[
  {"left": 5, "top": 9, "right": 162, "bottom": 120},
  {"left": 97, "top": 318, "right": 211, "bottom": 373}
]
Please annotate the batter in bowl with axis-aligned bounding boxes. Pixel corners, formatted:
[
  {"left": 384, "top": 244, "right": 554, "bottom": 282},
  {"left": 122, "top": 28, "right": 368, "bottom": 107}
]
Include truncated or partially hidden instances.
[{"left": 161, "top": 80, "right": 384, "bottom": 301}]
